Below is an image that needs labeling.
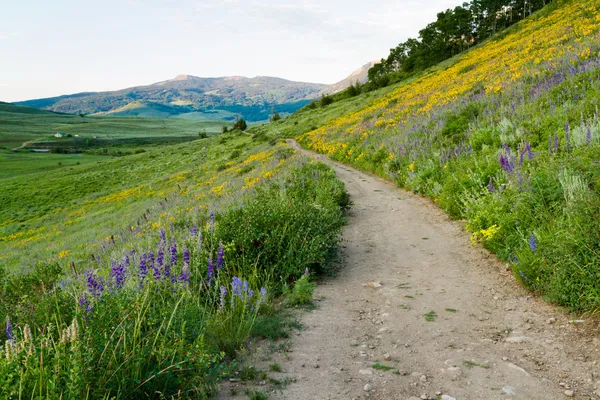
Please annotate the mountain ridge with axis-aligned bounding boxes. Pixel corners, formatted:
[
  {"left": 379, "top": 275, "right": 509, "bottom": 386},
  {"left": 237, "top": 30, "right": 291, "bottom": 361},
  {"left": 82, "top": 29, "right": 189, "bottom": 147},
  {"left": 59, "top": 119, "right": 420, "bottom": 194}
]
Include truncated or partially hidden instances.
[{"left": 13, "top": 67, "right": 371, "bottom": 121}]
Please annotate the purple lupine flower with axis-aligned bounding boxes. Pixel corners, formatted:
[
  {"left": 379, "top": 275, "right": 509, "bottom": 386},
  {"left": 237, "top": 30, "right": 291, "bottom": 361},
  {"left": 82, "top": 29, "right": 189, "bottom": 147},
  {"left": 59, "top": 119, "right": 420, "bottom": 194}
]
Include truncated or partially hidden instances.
[
  {"left": 190, "top": 225, "right": 198, "bottom": 237},
  {"left": 170, "top": 243, "right": 178, "bottom": 265},
  {"left": 159, "top": 228, "right": 167, "bottom": 244},
  {"left": 510, "top": 254, "right": 521, "bottom": 265},
  {"left": 231, "top": 277, "right": 243, "bottom": 300},
  {"left": 86, "top": 270, "right": 104, "bottom": 297},
  {"left": 164, "top": 263, "right": 171, "bottom": 280},
  {"left": 209, "top": 212, "right": 215, "bottom": 231},
  {"left": 242, "top": 280, "right": 249, "bottom": 295},
  {"left": 487, "top": 177, "right": 495, "bottom": 192},
  {"left": 111, "top": 262, "right": 126, "bottom": 289},
  {"left": 124, "top": 255, "right": 130, "bottom": 268},
  {"left": 529, "top": 234, "right": 537, "bottom": 252},
  {"left": 148, "top": 252, "right": 155, "bottom": 268},
  {"left": 258, "top": 287, "right": 267, "bottom": 305},
  {"left": 6, "top": 317, "right": 14, "bottom": 341},
  {"left": 78, "top": 295, "right": 92, "bottom": 314},
  {"left": 525, "top": 142, "right": 534, "bottom": 160},
  {"left": 499, "top": 154, "right": 514, "bottom": 173},
  {"left": 519, "top": 150, "right": 525, "bottom": 166},
  {"left": 304, "top": 268, "right": 309, "bottom": 275},
  {"left": 139, "top": 253, "right": 148, "bottom": 282},
  {"left": 216, "top": 244, "right": 225, "bottom": 270},
  {"left": 178, "top": 265, "right": 190, "bottom": 284},
  {"left": 554, "top": 132, "right": 559, "bottom": 152},
  {"left": 565, "top": 120, "right": 570, "bottom": 146},
  {"left": 219, "top": 286, "right": 227, "bottom": 310},
  {"left": 183, "top": 247, "right": 190, "bottom": 266},
  {"left": 207, "top": 258, "right": 215, "bottom": 285},
  {"left": 157, "top": 248, "right": 164, "bottom": 267}
]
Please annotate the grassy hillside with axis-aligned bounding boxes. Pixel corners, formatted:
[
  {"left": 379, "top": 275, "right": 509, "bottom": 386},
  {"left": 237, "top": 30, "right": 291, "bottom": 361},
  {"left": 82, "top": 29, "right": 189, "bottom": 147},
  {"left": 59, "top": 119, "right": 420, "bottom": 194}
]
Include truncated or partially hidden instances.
[
  {"left": 0, "top": 130, "right": 348, "bottom": 397},
  {"left": 298, "top": 0, "right": 600, "bottom": 311}
]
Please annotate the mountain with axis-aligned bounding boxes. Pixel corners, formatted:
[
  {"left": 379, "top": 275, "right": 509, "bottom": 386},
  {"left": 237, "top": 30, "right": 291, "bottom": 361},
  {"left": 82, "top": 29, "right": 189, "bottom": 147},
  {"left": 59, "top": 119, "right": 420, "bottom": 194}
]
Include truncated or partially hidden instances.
[
  {"left": 15, "top": 75, "right": 328, "bottom": 122},
  {"left": 323, "top": 61, "right": 377, "bottom": 94}
]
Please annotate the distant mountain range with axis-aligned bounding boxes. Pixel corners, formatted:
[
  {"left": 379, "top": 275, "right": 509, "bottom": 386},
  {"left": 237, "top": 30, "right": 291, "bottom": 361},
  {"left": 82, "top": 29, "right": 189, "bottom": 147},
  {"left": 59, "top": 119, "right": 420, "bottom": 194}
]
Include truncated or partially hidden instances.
[{"left": 14, "top": 64, "right": 373, "bottom": 122}]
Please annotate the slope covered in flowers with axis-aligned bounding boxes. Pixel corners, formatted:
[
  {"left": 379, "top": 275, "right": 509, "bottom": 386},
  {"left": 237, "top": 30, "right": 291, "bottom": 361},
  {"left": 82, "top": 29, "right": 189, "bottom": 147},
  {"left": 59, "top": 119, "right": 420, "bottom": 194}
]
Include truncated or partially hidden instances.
[
  {"left": 0, "top": 134, "right": 349, "bottom": 397},
  {"left": 300, "top": 0, "right": 600, "bottom": 311}
]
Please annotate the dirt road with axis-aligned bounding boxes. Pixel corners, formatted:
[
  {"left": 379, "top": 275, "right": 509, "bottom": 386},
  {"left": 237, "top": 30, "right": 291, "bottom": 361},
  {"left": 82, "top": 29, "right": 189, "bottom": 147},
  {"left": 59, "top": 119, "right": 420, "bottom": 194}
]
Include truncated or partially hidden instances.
[{"left": 262, "top": 140, "right": 600, "bottom": 400}]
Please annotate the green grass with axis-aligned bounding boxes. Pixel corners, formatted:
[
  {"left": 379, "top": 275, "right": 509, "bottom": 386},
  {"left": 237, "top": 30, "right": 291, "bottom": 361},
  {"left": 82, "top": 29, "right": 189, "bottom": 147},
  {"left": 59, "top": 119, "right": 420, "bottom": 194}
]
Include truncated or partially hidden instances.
[
  {"left": 463, "top": 360, "right": 490, "bottom": 369},
  {"left": 445, "top": 308, "right": 458, "bottom": 313},
  {"left": 424, "top": 311, "right": 438, "bottom": 322},
  {"left": 372, "top": 363, "right": 395, "bottom": 371},
  {"left": 0, "top": 107, "right": 227, "bottom": 178}
]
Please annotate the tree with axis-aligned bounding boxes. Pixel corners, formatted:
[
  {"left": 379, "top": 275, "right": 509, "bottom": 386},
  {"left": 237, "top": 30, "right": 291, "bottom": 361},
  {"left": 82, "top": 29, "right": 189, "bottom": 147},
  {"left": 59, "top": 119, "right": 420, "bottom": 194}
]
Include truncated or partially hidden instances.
[
  {"left": 198, "top": 129, "right": 208, "bottom": 138},
  {"left": 270, "top": 112, "right": 281, "bottom": 122},
  {"left": 222, "top": 125, "right": 229, "bottom": 133},
  {"left": 233, "top": 118, "right": 247, "bottom": 131},
  {"left": 320, "top": 94, "right": 334, "bottom": 107}
]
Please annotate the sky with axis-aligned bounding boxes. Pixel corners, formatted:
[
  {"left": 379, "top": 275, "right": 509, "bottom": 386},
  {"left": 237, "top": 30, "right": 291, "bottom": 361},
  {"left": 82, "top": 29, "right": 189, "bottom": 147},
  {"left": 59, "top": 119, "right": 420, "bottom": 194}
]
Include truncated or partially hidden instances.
[{"left": 0, "top": 0, "right": 459, "bottom": 102}]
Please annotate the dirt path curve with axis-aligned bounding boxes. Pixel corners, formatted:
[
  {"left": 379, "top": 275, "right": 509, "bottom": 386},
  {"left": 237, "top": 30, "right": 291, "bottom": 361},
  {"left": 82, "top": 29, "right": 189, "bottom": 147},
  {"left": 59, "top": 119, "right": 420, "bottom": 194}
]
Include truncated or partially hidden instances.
[
  {"left": 269, "top": 140, "right": 600, "bottom": 400},
  {"left": 11, "top": 140, "right": 31, "bottom": 151}
]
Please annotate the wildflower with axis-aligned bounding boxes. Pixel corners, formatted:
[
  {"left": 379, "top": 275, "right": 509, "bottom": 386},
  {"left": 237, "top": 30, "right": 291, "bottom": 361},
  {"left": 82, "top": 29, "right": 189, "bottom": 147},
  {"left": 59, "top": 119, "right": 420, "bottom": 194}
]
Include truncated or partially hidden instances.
[
  {"left": 529, "top": 234, "right": 537, "bottom": 252},
  {"left": 258, "top": 287, "right": 267, "bottom": 305},
  {"left": 554, "top": 132, "right": 559, "bottom": 152},
  {"left": 219, "top": 286, "right": 227, "bottom": 310},
  {"left": 190, "top": 225, "right": 199, "bottom": 237},
  {"left": 139, "top": 253, "right": 148, "bottom": 282},
  {"left": 4, "top": 339, "right": 15, "bottom": 360},
  {"left": 170, "top": 243, "right": 178, "bottom": 265},
  {"left": 216, "top": 244, "right": 225, "bottom": 270},
  {"left": 207, "top": 258, "right": 215, "bottom": 285},
  {"left": 6, "top": 317, "right": 14, "bottom": 341},
  {"left": 69, "top": 319, "right": 79, "bottom": 343},
  {"left": 487, "top": 177, "right": 495, "bottom": 192},
  {"left": 23, "top": 324, "right": 32, "bottom": 343},
  {"left": 159, "top": 228, "right": 167, "bottom": 244},
  {"left": 78, "top": 296, "right": 92, "bottom": 314},
  {"left": 565, "top": 120, "right": 570, "bottom": 146},
  {"left": 157, "top": 248, "right": 164, "bottom": 267},
  {"left": 86, "top": 270, "right": 104, "bottom": 297},
  {"left": 111, "top": 261, "right": 126, "bottom": 289},
  {"left": 209, "top": 212, "right": 215, "bottom": 231},
  {"left": 525, "top": 142, "right": 534, "bottom": 160},
  {"left": 178, "top": 265, "right": 190, "bottom": 284},
  {"left": 183, "top": 247, "right": 190, "bottom": 266},
  {"left": 304, "top": 267, "right": 310, "bottom": 275},
  {"left": 499, "top": 154, "right": 514, "bottom": 173},
  {"left": 231, "top": 276, "right": 243, "bottom": 300}
]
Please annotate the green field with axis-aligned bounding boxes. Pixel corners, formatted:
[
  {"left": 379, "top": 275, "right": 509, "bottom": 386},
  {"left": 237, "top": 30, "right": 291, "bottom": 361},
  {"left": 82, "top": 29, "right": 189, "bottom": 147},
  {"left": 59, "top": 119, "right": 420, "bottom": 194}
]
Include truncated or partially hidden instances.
[{"left": 0, "top": 102, "right": 230, "bottom": 177}]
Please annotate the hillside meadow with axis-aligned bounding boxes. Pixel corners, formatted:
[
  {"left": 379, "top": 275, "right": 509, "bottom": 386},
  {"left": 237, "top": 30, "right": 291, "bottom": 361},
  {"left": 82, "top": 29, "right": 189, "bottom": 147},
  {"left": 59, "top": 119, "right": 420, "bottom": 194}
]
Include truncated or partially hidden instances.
[
  {"left": 0, "top": 129, "right": 349, "bottom": 397},
  {"left": 299, "top": 0, "right": 600, "bottom": 311}
]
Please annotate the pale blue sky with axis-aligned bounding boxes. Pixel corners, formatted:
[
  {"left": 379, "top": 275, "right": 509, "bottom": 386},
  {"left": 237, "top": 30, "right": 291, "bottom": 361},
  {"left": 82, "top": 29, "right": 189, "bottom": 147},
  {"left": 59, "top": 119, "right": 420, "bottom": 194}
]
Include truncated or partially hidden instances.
[{"left": 0, "top": 0, "right": 458, "bottom": 102}]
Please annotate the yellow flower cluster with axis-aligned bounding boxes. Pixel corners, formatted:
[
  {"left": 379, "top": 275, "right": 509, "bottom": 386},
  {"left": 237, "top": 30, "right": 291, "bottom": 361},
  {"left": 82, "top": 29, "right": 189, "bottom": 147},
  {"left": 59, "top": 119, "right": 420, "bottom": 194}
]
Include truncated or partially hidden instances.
[{"left": 300, "top": 0, "right": 600, "bottom": 157}]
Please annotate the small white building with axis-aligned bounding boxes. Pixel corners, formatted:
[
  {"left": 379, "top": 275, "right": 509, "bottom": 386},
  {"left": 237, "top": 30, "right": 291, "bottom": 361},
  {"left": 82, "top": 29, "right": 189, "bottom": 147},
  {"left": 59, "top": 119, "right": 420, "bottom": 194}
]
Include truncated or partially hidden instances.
[{"left": 54, "top": 132, "right": 66, "bottom": 138}]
